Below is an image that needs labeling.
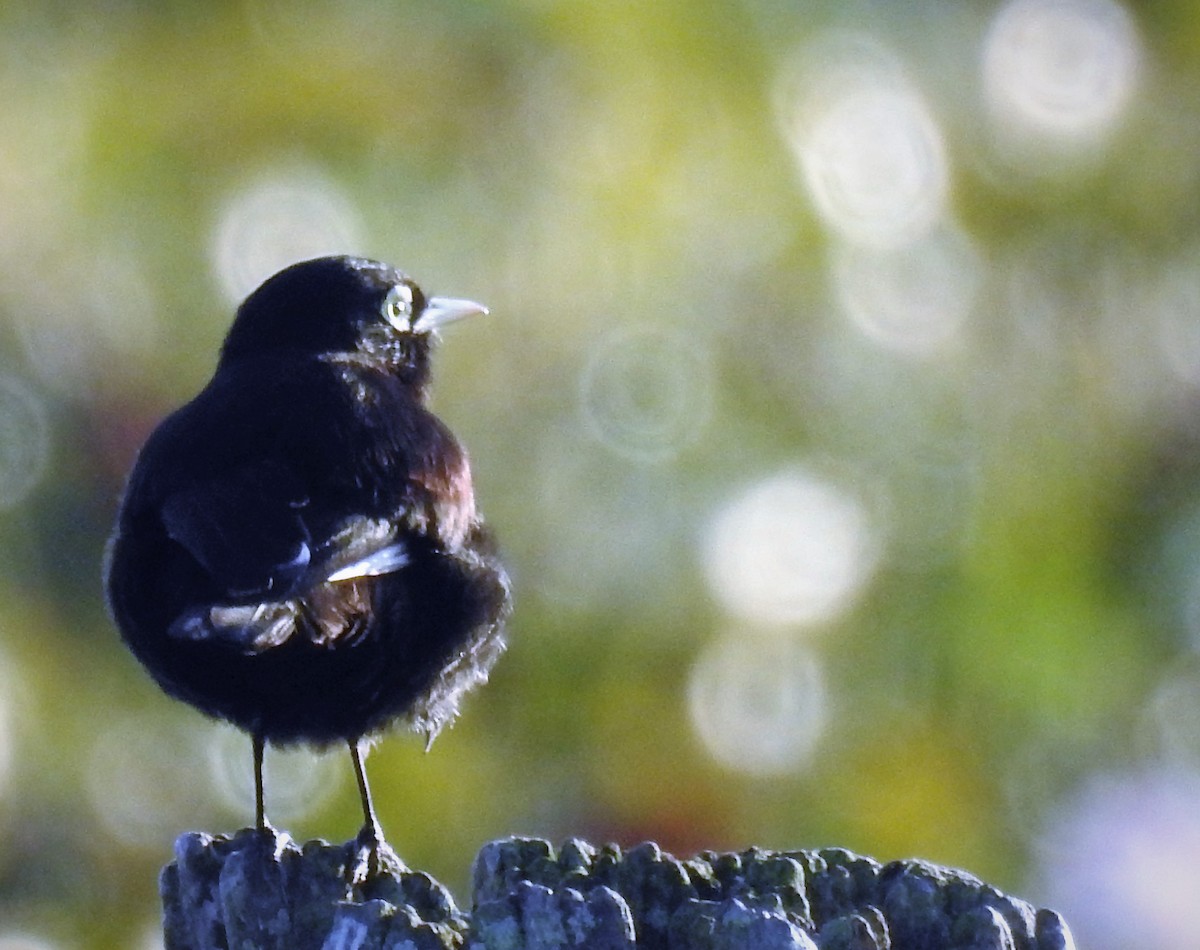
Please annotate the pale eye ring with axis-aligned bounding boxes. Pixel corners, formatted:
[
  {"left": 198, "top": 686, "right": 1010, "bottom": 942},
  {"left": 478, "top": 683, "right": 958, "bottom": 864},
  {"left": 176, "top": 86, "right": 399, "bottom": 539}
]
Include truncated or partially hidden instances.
[{"left": 382, "top": 284, "right": 414, "bottom": 329}]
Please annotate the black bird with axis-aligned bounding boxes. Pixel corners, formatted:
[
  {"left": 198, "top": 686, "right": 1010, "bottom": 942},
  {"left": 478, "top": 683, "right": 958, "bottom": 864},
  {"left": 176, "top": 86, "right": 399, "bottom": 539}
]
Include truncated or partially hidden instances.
[{"left": 105, "top": 256, "right": 511, "bottom": 858}]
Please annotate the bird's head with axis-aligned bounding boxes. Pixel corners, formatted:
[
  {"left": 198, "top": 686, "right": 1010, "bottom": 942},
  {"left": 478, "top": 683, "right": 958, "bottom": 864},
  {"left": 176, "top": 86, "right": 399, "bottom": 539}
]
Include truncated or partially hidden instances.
[{"left": 219, "top": 256, "right": 487, "bottom": 388}]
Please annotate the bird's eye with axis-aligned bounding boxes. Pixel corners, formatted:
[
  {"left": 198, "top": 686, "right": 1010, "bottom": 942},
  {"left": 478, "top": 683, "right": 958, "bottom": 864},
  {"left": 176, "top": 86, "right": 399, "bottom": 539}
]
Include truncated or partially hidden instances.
[{"left": 382, "top": 284, "right": 414, "bottom": 330}]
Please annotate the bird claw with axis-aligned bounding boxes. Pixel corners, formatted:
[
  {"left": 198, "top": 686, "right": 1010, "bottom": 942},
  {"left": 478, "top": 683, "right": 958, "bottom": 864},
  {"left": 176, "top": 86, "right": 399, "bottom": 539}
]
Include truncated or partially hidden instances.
[{"left": 353, "top": 821, "right": 400, "bottom": 881}]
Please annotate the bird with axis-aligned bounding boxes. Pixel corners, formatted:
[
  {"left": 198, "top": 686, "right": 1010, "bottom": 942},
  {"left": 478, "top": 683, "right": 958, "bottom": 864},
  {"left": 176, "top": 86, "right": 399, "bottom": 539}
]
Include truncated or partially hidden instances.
[{"left": 104, "top": 256, "right": 511, "bottom": 863}]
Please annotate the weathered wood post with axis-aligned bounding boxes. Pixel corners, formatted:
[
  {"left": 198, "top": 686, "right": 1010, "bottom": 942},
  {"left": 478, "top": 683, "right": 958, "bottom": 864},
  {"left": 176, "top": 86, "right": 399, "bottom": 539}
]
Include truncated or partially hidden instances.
[{"left": 160, "top": 828, "right": 1076, "bottom": 949}]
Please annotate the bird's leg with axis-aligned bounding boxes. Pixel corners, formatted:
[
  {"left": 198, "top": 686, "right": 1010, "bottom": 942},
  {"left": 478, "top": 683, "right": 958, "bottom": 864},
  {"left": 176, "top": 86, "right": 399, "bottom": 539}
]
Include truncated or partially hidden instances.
[
  {"left": 348, "top": 740, "right": 404, "bottom": 883},
  {"left": 350, "top": 740, "right": 385, "bottom": 858},
  {"left": 253, "top": 732, "right": 269, "bottom": 832}
]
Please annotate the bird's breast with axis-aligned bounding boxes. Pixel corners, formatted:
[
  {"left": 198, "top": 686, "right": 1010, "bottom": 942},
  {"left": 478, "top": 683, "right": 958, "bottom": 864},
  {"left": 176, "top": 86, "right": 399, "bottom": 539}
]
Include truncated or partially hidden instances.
[{"left": 335, "top": 360, "right": 477, "bottom": 550}]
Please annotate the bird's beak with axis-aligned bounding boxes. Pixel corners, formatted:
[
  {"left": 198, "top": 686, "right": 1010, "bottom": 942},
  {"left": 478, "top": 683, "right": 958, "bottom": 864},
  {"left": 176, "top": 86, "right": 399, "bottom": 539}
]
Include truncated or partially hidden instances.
[{"left": 413, "top": 296, "right": 489, "bottom": 334}]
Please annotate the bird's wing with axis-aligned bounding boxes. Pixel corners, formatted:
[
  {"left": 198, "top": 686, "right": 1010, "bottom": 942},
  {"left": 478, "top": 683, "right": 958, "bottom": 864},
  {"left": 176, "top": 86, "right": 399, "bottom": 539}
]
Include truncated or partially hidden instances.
[
  {"left": 160, "top": 483, "right": 411, "bottom": 650},
  {"left": 160, "top": 462, "right": 417, "bottom": 594},
  {"left": 159, "top": 459, "right": 314, "bottom": 600},
  {"left": 139, "top": 360, "right": 421, "bottom": 649},
  {"left": 308, "top": 513, "right": 410, "bottom": 582},
  {"left": 325, "top": 541, "right": 410, "bottom": 580}
]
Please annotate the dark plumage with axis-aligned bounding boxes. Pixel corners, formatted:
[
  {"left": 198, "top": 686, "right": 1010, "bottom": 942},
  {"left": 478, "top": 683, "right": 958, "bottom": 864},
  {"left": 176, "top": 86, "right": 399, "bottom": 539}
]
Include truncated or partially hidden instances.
[{"left": 105, "top": 256, "right": 511, "bottom": 855}]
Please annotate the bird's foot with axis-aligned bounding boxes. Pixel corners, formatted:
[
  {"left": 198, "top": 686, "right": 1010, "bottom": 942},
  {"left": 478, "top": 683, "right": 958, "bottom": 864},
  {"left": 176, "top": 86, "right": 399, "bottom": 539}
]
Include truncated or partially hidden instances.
[
  {"left": 352, "top": 820, "right": 401, "bottom": 881},
  {"left": 253, "top": 818, "right": 278, "bottom": 838},
  {"left": 232, "top": 820, "right": 289, "bottom": 860}
]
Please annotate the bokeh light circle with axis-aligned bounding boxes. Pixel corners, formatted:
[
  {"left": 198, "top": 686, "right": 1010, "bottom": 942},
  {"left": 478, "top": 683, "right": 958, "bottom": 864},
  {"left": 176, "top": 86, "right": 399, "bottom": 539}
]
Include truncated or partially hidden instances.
[
  {"left": 580, "top": 324, "right": 712, "bottom": 463},
  {"left": 983, "top": 0, "right": 1141, "bottom": 141},
  {"left": 1037, "top": 769, "right": 1200, "bottom": 949},
  {"left": 212, "top": 166, "right": 365, "bottom": 304},
  {"left": 207, "top": 726, "right": 342, "bottom": 823},
  {"left": 703, "top": 468, "right": 879, "bottom": 628},
  {"left": 803, "top": 87, "right": 947, "bottom": 247},
  {"left": 1142, "top": 665, "right": 1200, "bottom": 771},
  {"left": 833, "top": 226, "right": 983, "bottom": 358},
  {"left": 688, "top": 633, "right": 827, "bottom": 777},
  {"left": 780, "top": 37, "right": 949, "bottom": 248},
  {"left": 87, "top": 715, "right": 218, "bottom": 849},
  {"left": 9, "top": 247, "right": 160, "bottom": 401}
]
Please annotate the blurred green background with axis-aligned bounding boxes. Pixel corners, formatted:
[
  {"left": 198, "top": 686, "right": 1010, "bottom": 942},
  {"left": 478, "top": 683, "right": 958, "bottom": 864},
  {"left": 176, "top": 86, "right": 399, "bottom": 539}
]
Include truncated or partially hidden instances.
[{"left": 2, "top": 0, "right": 1199, "bottom": 947}]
